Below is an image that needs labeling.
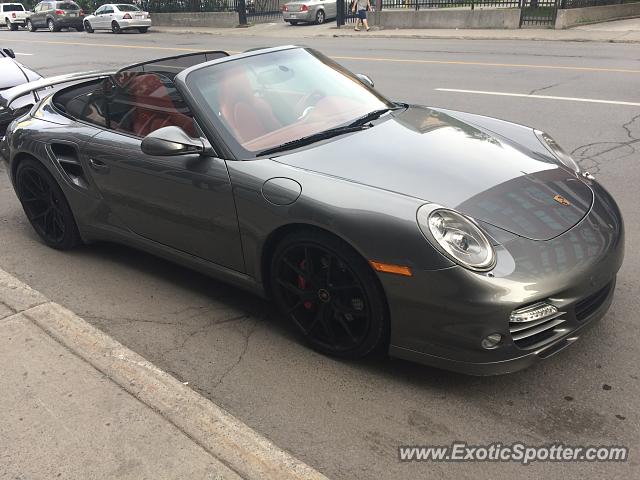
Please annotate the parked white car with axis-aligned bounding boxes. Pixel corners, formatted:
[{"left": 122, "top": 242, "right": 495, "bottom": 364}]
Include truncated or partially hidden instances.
[
  {"left": 83, "top": 3, "right": 151, "bottom": 34},
  {"left": 1, "top": 3, "right": 28, "bottom": 30},
  {"left": 282, "top": 0, "right": 337, "bottom": 25}
]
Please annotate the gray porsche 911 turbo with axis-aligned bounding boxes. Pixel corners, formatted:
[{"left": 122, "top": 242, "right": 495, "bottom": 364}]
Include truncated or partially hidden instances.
[{"left": 0, "top": 46, "right": 624, "bottom": 375}]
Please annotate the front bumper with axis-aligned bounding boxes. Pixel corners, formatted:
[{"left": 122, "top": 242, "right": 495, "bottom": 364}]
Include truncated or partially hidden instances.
[{"left": 384, "top": 180, "right": 624, "bottom": 375}]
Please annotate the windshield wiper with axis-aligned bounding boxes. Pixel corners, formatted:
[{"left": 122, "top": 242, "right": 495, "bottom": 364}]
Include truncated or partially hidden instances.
[
  {"left": 257, "top": 124, "right": 369, "bottom": 157},
  {"left": 347, "top": 103, "right": 406, "bottom": 128}
]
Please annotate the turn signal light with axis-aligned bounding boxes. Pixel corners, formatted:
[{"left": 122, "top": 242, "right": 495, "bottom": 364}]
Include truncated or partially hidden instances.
[
  {"left": 283, "top": 5, "right": 288, "bottom": 11},
  {"left": 123, "top": 13, "right": 132, "bottom": 19},
  {"left": 300, "top": 4, "right": 308, "bottom": 11},
  {"left": 369, "top": 260, "right": 413, "bottom": 277},
  {"left": 55, "top": 9, "right": 64, "bottom": 14},
  {"left": 510, "top": 303, "right": 558, "bottom": 323},
  {"left": 11, "top": 12, "right": 16, "bottom": 17}
]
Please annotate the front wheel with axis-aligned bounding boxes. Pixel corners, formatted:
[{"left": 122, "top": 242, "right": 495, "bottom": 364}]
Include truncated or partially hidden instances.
[
  {"left": 315, "top": 9, "right": 325, "bottom": 24},
  {"left": 84, "top": 21, "right": 93, "bottom": 33},
  {"left": 75, "top": 26, "right": 83, "bottom": 32},
  {"left": 15, "top": 158, "right": 81, "bottom": 250},
  {"left": 47, "top": 18, "right": 59, "bottom": 32},
  {"left": 26, "top": 19, "right": 36, "bottom": 32},
  {"left": 270, "top": 230, "right": 389, "bottom": 359},
  {"left": 138, "top": 27, "right": 148, "bottom": 33},
  {"left": 111, "top": 21, "right": 121, "bottom": 33}
]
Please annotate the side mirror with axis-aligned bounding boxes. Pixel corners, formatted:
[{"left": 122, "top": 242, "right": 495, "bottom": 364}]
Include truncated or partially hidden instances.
[
  {"left": 355, "top": 73, "right": 374, "bottom": 89},
  {"left": 3, "top": 48, "right": 15, "bottom": 59},
  {"left": 141, "top": 126, "right": 213, "bottom": 156}
]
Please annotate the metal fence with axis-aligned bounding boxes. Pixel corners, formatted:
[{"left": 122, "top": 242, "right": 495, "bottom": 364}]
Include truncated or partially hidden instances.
[
  {"left": 380, "top": 0, "right": 519, "bottom": 9},
  {"left": 560, "top": 0, "right": 630, "bottom": 7}
]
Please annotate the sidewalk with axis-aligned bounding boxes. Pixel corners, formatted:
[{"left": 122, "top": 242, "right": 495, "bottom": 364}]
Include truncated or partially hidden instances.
[
  {"left": 153, "top": 17, "right": 640, "bottom": 43},
  {"left": 0, "top": 268, "right": 328, "bottom": 480}
]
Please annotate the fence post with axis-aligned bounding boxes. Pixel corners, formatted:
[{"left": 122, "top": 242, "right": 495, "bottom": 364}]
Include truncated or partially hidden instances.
[
  {"left": 337, "top": 0, "right": 344, "bottom": 27},
  {"left": 471, "top": 0, "right": 474, "bottom": 10},
  {"left": 375, "top": 0, "right": 381, "bottom": 12},
  {"left": 238, "top": 0, "right": 247, "bottom": 25}
]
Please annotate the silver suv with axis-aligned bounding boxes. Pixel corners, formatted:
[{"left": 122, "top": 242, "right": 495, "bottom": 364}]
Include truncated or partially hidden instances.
[{"left": 26, "top": 0, "right": 84, "bottom": 32}]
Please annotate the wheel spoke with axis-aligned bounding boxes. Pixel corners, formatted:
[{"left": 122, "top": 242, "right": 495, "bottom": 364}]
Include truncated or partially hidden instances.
[
  {"left": 335, "top": 314, "right": 358, "bottom": 343},
  {"left": 30, "top": 207, "right": 51, "bottom": 222},
  {"left": 319, "top": 307, "right": 338, "bottom": 345},
  {"left": 303, "top": 303, "right": 325, "bottom": 335},
  {"left": 276, "top": 278, "right": 314, "bottom": 301},
  {"left": 304, "top": 247, "right": 315, "bottom": 279},
  {"left": 282, "top": 258, "right": 312, "bottom": 283}
]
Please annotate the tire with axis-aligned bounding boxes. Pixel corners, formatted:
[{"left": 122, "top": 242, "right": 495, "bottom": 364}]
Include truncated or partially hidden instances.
[
  {"left": 6, "top": 19, "right": 18, "bottom": 31},
  {"left": 83, "top": 21, "right": 93, "bottom": 33},
  {"left": 15, "top": 158, "right": 81, "bottom": 250},
  {"left": 111, "top": 21, "right": 121, "bottom": 33},
  {"left": 270, "top": 229, "right": 389, "bottom": 359},
  {"left": 287, "top": 20, "right": 298, "bottom": 25},
  {"left": 138, "top": 27, "right": 148, "bottom": 33},
  {"left": 315, "top": 9, "right": 325, "bottom": 24},
  {"left": 26, "top": 19, "right": 36, "bottom": 32},
  {"left": 47, "top": 18, "right": 60, "bottom": 32},
  {"left": 75, "top": 26, "right": 83, "bottom": 32}
]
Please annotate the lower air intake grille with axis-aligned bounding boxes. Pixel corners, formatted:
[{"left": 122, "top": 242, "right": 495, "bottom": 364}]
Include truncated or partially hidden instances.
[
  {"left": 509, "top": 304, "right": 566, "bottom": 350},
  {"left": 575, "top": 282, "right": 613, "bottom": 322}
]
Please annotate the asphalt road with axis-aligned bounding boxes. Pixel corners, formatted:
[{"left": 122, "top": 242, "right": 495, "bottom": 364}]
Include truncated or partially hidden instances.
[{"left": 1, "top": 28, "right": 639, "bottom": 479}]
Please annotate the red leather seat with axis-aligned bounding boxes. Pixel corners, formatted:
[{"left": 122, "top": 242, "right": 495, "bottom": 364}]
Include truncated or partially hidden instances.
[
  {"left": 125, "top": 73, "right": 196, "bottom": 138},
  {"left": 216, "top": 67, "right": 280, "bottom": 143}
]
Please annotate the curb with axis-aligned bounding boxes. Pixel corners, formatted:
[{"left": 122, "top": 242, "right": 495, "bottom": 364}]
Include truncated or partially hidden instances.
[
  {"left": 151, "top": 26, "right": 640, "bottom": 43},
  {"left": 0, "top": 267, "right": 329, "bottom": 480}
]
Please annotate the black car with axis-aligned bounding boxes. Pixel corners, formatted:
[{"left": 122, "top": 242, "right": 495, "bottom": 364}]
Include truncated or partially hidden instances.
[{"left": 0, "top": 48, "right": 41, "bottom": 136}]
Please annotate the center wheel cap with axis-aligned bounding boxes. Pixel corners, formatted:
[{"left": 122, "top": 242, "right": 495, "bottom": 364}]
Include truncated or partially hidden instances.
[{"left": 318, "top": 288, "right": 331, "bottom": 303}]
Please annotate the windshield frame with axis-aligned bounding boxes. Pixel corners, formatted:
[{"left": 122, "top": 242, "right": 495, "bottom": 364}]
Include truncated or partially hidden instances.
[{"left": 182, "top": 47, "right": 394, "bottom": 160}]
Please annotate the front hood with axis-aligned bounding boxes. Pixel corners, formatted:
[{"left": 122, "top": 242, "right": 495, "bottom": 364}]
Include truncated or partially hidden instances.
[
  {"left": 275, "top": 106, "right": 593, "bottom": 241},
  {"left": 0, "top": 58, "right": 29, "bottom": 90}
]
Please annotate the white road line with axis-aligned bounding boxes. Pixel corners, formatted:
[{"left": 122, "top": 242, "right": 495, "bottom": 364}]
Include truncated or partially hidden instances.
[
  {"left": 435, "top": 88, "right": 640, "bottom": 107},
  {"left": 15, "top": 52, "right": 33, "bottom": 56}
]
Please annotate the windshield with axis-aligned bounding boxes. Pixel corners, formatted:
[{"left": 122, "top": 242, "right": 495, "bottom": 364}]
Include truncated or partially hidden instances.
[
  {"left": 117, "top": 4, "right": 141, "bottom": 11},
  {"left": 186, "top": 48, "right": 393, "bottom": 157},
  {"left": 3, "top": 4, "right": 25, "bottom": 11}
]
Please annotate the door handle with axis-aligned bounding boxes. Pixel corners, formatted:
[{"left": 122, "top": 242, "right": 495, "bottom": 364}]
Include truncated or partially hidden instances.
[{"left": 89, "top": 158, "right": 109, "bottom": 172}]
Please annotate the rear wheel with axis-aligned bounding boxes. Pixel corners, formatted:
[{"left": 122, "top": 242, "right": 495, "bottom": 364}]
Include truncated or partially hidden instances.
[
  {"left": 75, "top": 26, "right": 83, "bottom": 31},
  {"left": 83, "top": 21, "right": 93, "bottom": 33},
  {"left": 15, "top": 158, "right": 81, "bottom": 250},
  {"left": 111, "top": 20, "right": 121, "bottom": 33},
  {"left": 7, "top": 19, "right": 18, "bottom": 31},
  {"left": 138, "top": 26, "right": 148, "bottom": 33},
  {"left": 26, "top": 19, "right": 36, "bottom": 32},
  {"left": 315, "top": 9, "right": 325, "bottom": 24},
  {"left": 270, "top": 229, "right": 389, "bottom": 359}
]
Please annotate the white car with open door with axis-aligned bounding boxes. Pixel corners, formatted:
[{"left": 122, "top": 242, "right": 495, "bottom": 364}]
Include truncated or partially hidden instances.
[{"left": 83, "top": 3, "right": 151, "bottom": 33}]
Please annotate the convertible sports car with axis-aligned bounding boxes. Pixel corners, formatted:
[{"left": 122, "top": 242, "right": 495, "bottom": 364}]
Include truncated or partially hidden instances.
[
  {"left": 0, "top": 46, "right": 624, "bottom": 374},
  {"left": 0, "top": 47, "right": 41, "bottom": 135}
]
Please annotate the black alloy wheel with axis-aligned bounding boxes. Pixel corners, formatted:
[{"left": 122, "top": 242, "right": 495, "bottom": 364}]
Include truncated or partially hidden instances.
[
  {"left": 84, "top": 21, "right": 93, "bottom": 33},
  {"left": 111, "top": 21, "right": 121, "bottom": 33},
  {"left": 16, "top": 159, "right": 81, "bottom": 250},
  {"left": 271, "top": 230, "right": 388, "bottom": 358},
  {"left": 138, "top": 27, "right": 148, "bottom": 33}
]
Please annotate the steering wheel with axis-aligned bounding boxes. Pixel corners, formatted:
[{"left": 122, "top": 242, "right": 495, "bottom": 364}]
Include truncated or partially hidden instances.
[{"left": 295, "top": 90, "right": 324, "bottom": 120}]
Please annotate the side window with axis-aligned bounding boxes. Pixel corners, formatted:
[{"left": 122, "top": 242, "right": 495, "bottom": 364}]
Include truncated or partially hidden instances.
[
  {"left": 108, "top": 73, "right": 197, "bottom": 138},
  {"left": 53, "top": 78, "right": 112, "bottom": 129},
  {"left": 95, "top": 6, "right": 104, "bottom": 14},
  {"left": 103, "top": 6, "right": 113, "bottom": 13}
]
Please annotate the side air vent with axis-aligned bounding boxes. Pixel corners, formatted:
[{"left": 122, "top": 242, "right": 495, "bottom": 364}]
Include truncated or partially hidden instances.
[
  {"left": 575, "top": 282, "right": 613, "bottom": 322},
  {"left": 50, "top": 143, "right": 88, "bottom": 189}
]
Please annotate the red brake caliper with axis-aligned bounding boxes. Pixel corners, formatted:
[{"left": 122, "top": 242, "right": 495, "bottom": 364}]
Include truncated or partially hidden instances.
[{"left": 297, "top": 259, "right": 314, "bottom": 310}]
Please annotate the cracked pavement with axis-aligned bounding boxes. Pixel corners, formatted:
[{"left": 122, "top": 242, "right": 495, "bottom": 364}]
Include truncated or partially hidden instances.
[{"left": 0, "top": 30, "right": 639, "bottom": 480}]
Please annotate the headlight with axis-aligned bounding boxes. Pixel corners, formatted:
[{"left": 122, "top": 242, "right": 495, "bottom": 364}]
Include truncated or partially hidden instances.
[
  {"left": 417, "top": 206, "right": 495, "bottom": 271},
  {"left": 535, "top": 130, "right": 581, "bottom": 173}
]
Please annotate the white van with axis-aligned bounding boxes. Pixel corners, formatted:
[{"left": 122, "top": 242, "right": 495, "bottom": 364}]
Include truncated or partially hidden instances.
[{"left": 1, "top": 3, "right": 28, "bottom": 30}]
